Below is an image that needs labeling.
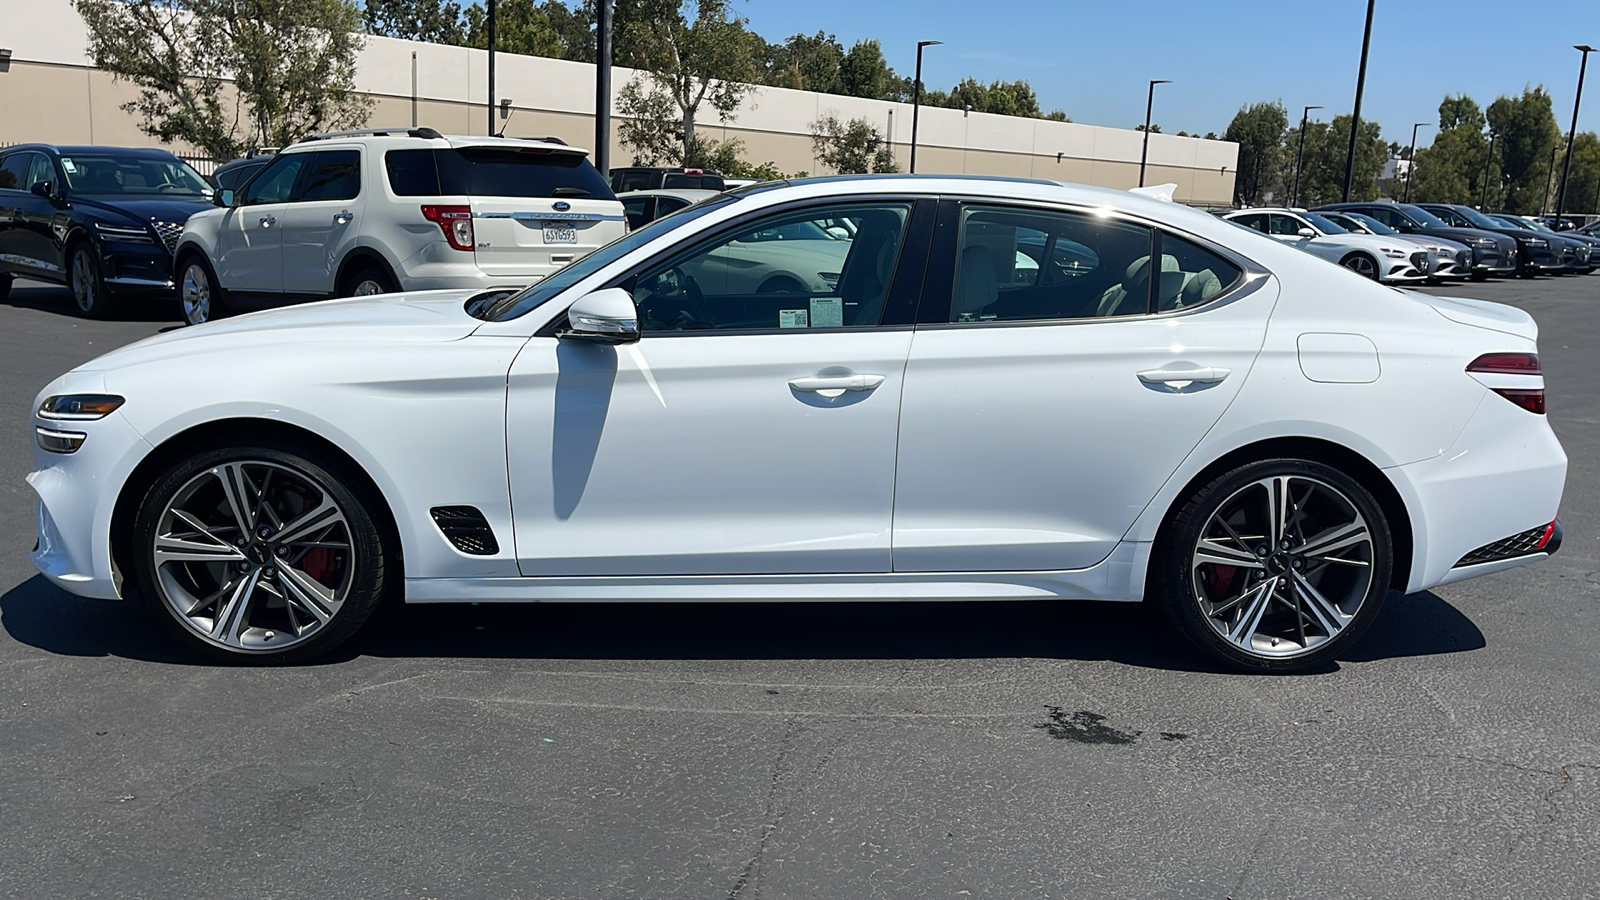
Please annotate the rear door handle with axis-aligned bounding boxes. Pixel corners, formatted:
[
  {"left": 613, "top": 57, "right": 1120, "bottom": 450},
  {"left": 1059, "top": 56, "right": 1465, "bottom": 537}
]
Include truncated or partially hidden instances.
[
  {"left": 788, "top": 374, "right": 886, "bottom": 396},
  {"left": 258, "top": 215, "right": 276, "bottom": 227},
  {"left": 334, "top": 210, "right": 353, "bottom": 225},
  {"left": 1137, "top": 366, "right": 1231, "bottom": 386}
]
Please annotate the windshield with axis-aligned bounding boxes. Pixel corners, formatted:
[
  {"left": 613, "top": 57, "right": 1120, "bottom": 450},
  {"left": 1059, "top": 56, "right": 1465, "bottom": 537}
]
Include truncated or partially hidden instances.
[
  {"left": 1524, "top": 218, "right": 1559, "bottom": 234},
  {"left": 1402, "top": 205, "right": 1451, "bottom": 228},
  {"left": 1448, "top": 206, "right": 1505, "bottom": 229},
  {"left": 1304, "top": 213, "right": 1348, "bottom": 234},
  {"left": 1345, "top": 212, "right": 1398, "bottom": 235},
  {"left": 59, "top": 154, "right": 211, "bottom": 197},
  {"left": 1491, "top": 215, "right": 1532, "bottom": 230},
  {"left": 481, "top": 194, "right": 739, "bottom": 321}
]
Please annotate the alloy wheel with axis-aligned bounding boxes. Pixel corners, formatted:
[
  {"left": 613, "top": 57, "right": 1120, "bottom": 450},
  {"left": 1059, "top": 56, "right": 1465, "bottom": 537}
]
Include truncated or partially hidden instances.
[
  {"left": 181, "top": 263, "right": 212, "bottom": 324},
  {"left": 352, "top": 279, "right": 386, "bottom": 296},
  {"left": 71, "top": 248, "right": 97, "bottom": 312},
  {"left": 1190, "top": 475, "right": 1375, "bottom": 659},
  {"left": 1342, "top": 255, "right": 1378, "bottom": 279},
  {"left": 149, "top": 460, "right": 355, "bottom": 653}
]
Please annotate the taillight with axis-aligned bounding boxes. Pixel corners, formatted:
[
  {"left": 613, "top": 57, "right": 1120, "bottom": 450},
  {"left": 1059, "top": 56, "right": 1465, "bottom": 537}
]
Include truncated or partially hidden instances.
[
  {"left": 421, "top": 205, "right": 474, "bottom": 251},
  {"left": 1467, "top": 352, "right": 1545, "bottom": 414}
]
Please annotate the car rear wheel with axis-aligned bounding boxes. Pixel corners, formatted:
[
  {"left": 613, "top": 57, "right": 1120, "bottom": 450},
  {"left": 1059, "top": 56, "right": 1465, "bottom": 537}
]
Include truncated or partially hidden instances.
[
  {"left": 341, "top": 264, "right": 397, "bottom": 297},
  {"left": 131, "top": 443, "right": 391, "bottom": 663},
  {"left": 1339, "top": 253, "right": 1379, "bottom": 280},
  {"left": 178, "top": 254, "right": 227, "bottom": 326},
  {"left": 69, "top": 243, "right": 119, "bottom": 319},
  {"left": 1152, "top": 459, "right": 1392, "bottom": 673}
]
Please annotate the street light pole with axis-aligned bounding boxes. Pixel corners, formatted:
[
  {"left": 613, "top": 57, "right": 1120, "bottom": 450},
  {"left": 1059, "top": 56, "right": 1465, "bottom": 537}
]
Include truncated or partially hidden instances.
[
  {"left": 1556, "top": 44, "right": 1593, "bottom": 224},
  {"left": 594, "top": 0, "right": 612, "bottom": 176},
  {"left": 1342, "top": 0, "right": 1376, "bottom": 202},
  {"left": 487, "top": 0, "right": 497, "bottom": 134},
  {"left": 1480, "top": 132, "right": 1496, "bottom": 209},
  {"left": 1404, "top": 122, "right": 1429, "bottom": 203},
  {"left": 1292, "top": 105, "right": 1322, "bottom": 207},
  {"left": 910, "top": 40, "right": 941, "bottom": 174},
  {"left": 1138, "top": 79, "right": 1171, "bottom": 187}
]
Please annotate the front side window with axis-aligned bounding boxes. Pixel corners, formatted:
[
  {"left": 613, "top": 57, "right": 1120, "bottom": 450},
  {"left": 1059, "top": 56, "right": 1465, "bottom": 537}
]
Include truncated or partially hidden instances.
[
  {"left": 0, "top": 153, "right": 37, "bottom": 190},
  {"left": 240, "top": 153, "right": 307, "bottom": 205},
  {"left": 1361, "top": 206, "right": 1403, "bottom": 229},
  {"left": 1268, "top": 214, "right": 1308, "bottom": 236},
  {"left": 296, "top": 150, "right": 360, "bottom": 202},
  {"left": 633, "top": 202, "right": 911, "bottom": 332},
  {"left": 27, "top": 154, "right": 58, "bottom": 190}
]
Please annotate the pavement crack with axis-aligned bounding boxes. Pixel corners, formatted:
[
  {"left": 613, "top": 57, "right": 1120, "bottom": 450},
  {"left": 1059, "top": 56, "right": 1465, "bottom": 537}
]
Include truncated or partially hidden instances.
[{"left": 725, "top": 714, "right": 799, "bottom": 900}]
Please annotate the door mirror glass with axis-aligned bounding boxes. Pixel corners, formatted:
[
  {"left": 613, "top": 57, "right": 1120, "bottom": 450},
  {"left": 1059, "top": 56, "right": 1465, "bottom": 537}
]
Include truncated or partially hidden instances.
[
  {"left": 1297, "top": 227, "right": 1316, "bottom": 238},
  {"left": 30, "top": 181, "right": 53, "bottom": 199},
  {"left": 215, "top": 188, "right": 235, "bottom": 207},
  {"left": 563, "top": 287, "right": 640, "bottom": 344}
]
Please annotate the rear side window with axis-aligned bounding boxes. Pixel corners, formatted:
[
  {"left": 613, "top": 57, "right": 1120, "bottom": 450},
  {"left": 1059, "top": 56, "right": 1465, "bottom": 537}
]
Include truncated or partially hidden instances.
[
  {"left": 297, "top": 150, "right": 360, "bottom": 202},
  {"left": 386, "top": 148, "right": 615, "bottom": 200},
  {"left": 662, "top": 173, "right": 724, "bottom": 190}
]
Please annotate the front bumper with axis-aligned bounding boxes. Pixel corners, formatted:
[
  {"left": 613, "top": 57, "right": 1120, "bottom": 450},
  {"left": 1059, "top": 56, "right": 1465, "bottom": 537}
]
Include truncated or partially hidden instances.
[{"left": 97, "top": 240, "right": 178, "bottom": 296}]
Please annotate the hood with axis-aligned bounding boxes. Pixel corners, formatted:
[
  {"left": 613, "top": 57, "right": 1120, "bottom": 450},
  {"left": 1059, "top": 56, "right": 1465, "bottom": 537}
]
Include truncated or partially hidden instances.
[
  {"left": 1417, "top": 226, "right": 1515, "bottom": 250},
  {"left": 1329, "top": 232, "right": 1419, "bottom": 255},
  {"left": 77, "top": 289, "right": 487, "bottom": 374},
  {"left": 68, "top": 193, "right": 214, "bottom": 225},
  {"left": 1400, "top": 290, "right": 1538, "bottom": 341}
]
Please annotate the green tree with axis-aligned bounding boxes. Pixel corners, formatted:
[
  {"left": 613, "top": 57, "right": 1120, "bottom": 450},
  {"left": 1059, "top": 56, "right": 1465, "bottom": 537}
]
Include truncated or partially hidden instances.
[
  {"left": 691, "top": 136, "right": 783, "bottom": 180},
  {"left": 838, "top": 39, "right": 897, "bottom": 100},
  {"left": 1561, "top": 131, "right": 1600, "bottom": 214},
  {"left": 1439, "top": 93, "right": 1485, "bottom": 132},
  {"left": 1406, "top": 94, "right": 1491, "bottom": 204},
  {"left": 363, "top": 0, "right": 464, "bottom": 44},
  {"left": 76, "top": 0, "right": 370, "bottom": 159},
  {"left": 462, "top": 0, "right": 562, "bottom": 58},
  {"left": 1486, "top": 86, "right": 1561, "bottom": 213},
  {"left": 1224, "top": 100, "right": 1287, "bottom": 207},
  {"left": 926, "top": 77, "right": 1046, "bottom": 118},
  {"left": 1291, "top": 114, "right": 1387, "bottom": 206},
  {"left": 614, "top": 0, "right": 758, "bottom": 164},
  {"left": 773, "top": 31, "right": 845, "bottom": 94},
  {"left": 810, "top": 113, "right": 897, "bottom": 174}
]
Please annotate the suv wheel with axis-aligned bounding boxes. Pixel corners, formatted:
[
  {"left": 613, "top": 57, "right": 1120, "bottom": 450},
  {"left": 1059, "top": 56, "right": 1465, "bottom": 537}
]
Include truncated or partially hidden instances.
[
  {"left": 0, "top": 273, "right": 11, "bottom": 301},
  {"left": 69, "top": 244, "right": 120, "bottom": 319},
  {"left": 341, "top": 264, "right": 397, "bottom": 297},
  {"left": 178, "top": 254, "right": 227, "bottom": 326}
]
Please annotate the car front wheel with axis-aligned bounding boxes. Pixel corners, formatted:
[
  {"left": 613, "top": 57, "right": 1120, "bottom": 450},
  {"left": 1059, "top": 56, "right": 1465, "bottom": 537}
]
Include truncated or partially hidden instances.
[
  {"left": 1339, "top": 253, "right": 1379, "bottom": 280},
  {"left": 178, "top": 254, "right": 226, "bottom": 326},
  {"left": 131, "top": 442, "right": 391, "bottom": 663},
  {"left": 70, "top": 243, "right": 119, "bottom": 318},
  {"left": 1152, "top": 459, "right": 1392, "bottom": 673}
]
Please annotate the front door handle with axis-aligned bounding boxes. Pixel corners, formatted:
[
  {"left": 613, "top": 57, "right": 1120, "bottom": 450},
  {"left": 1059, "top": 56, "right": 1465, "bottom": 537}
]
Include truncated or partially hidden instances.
[
  {"left": 1137, "top": 366, "right": 1231, "bottom": 386},
  {"left": 788, "top": 373, "right": 886, "bottom": 397},
  {"left": 258, "top": 215, "right": 276, "bottom": 228},
  {"left": 334, "top": 210, "right": 353, "bottom": 225}
]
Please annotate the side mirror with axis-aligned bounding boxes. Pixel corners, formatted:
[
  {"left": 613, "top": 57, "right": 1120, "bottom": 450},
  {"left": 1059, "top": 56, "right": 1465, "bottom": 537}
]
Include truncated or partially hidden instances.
[
  {"left": 1297, "top": 227, "right": 1316, "bottom": 238},
  {"left": 562, "top": 287, "right": 640, "bottom": 344},
  {"left": 30, "top": 181, "right": 54, "bottom": 200},
  {"left": 214, "top": 188, "right": 235, "bottom": 207}
]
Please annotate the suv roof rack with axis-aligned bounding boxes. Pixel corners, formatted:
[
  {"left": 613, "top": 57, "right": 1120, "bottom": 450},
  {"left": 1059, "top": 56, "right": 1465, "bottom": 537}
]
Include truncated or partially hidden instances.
[
  {"left": 296, "top": 126, "right": 445, "bottom": 144},
  {"left": 507, "top": 135, "right": 568, "bottom": 145}
]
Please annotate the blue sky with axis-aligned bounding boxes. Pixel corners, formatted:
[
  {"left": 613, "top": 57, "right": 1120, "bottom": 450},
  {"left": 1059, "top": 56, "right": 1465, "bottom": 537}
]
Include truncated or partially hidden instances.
[{"left": 740, "top": 0, "right": 1600, "bottom": 147}]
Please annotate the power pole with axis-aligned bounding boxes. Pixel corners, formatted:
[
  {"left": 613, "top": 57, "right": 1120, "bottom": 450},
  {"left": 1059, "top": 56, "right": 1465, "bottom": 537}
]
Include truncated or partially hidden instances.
[
  {"left": 1342, "top": 0, "right": 1376, "bottom": 201},
  {"left": 594, "top": 0, "right": 613, "bottom": 175},
  {"left": 1292, "top": 105, "right": 1321, "bottom": 207}
]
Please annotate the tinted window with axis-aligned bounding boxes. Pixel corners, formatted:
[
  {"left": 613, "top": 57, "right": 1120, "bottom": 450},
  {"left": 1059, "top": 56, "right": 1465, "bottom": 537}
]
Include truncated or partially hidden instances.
[
  {"left": 634, "top": 203, "right": 910, "bottom": 332},
  {"left": 1268, "top": 214, "right": 1307, "bottom": 236},
  {"left": 622, "top": 196, "right": 652, "bottom": 229},
  {"left": 1399, "top": 205, "right": 1450, "bottom": 228},
  {"left": 240, "top": 153, "right": 306, "bottom": 205},
  {"left": 1157, "top": 233, "right": 1242, "bottom": 312},
  {"left": 296, "top": 150, "right": 361, "bottom": 201},
  {"left": 27, "top": 154, "right": 57, "bottom": 190},
  {"left": 386, "top": 148, "right": 614, "bottom": 199},
  {"left": 662, "top": 173, "right": 724, "bottom": 190},
  {"left": 950, "top": 205, "right": 1155, "bottom": 321},
  {"left": 0, "top": 153, "right": 37, "bottom": 190},
  {"left": 1304, "top": 213, "right": 1347, "bottom": 234},
  {"left": 216, "top": 161, "right": 266, "bottom": 191},
  {"left": 1359, "top": 206, "right": 1403, "bottom": 229},
  {"left": 55, "top": 153, "right": 210, "bottom": 196},
  {"left": 655, "top": 196, "right": 690, "bottom": 216},
  {"left": 1231, "top": 213, "right": 1267, "bottom": 233},
  {"left": 614, "top": 171, "right": 656, "bottom": 193}
]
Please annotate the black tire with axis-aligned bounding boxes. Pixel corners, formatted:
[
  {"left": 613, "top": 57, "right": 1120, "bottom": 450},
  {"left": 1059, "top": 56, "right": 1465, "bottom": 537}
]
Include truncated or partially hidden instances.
[
  {"left": 131, "top": 441, "right": 392, "bottom": 664},
  {"left": 1339, "top": 252, "right": 1379, "bottom": 280},
  {"left": 176, "top": 251, "right": 229, "bottom": 326},
  {"left": 68, "top": 241, "right": 120, "bottom": 319},
  {"left": 339, "top": 263, "right": 398, "bottom": 297},
  {"left": 1468, "top": 271, "right": 1489, "bottom": 281},
  {"left": 1151, "top": 458, "right": 1393, "bottom": 673},
  {"left": 0, "top": 273, "right": 11, "bottom": 301}
]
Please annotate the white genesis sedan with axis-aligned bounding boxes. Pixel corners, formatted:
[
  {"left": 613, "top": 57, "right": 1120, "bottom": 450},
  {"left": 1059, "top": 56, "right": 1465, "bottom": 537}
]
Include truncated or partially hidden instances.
[{"left": 27, "top": 176, "right": 1566, "bottom": 672}]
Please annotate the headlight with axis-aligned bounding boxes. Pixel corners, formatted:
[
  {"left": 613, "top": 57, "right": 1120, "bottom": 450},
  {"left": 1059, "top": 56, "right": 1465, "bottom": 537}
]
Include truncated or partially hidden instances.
[
  {"left": 90, "top": 221, "right": 154, "bottom": 244},
  {"left": 1524, "top": 237, "right": 1548, "bottom": 248},
  {"left": 1382, "top": 247, "right": 1407, "bottom": 258},
  {"left": 37, "top": 394, "right": 125, "bottom": 421},
  {"left": 1472, "top": 237, "right": 1496, "bottom": 248}
]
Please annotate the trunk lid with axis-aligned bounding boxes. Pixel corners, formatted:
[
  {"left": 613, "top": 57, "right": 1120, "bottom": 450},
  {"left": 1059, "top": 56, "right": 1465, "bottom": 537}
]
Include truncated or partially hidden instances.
[{"left": 1400, "top": 290, "right": 1539, "bottom": 341}]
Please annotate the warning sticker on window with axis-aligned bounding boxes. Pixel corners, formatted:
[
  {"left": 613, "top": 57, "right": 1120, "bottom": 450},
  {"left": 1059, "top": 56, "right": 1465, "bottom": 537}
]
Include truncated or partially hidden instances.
[
  {"left": 809, "top": 297, "right": 843, "bottom": 327},
  {"left": 779, "top": 309, "right": 809, "bottom": 328},
  {"left": 61, "top": 158, "right": 78, "bottom": 173}
]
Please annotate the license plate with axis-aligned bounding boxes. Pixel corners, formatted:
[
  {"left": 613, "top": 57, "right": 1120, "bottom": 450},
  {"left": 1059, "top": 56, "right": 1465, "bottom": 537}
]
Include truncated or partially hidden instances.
[{"left": 543, "top": 224, "right": 577, "bottom": 244}]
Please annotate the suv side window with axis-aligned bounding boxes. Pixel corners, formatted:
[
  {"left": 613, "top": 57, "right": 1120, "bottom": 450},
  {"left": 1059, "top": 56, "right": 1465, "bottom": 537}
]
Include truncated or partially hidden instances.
[
  {"left": 239, "top": 153, "right": 307, "bottom": 205},
  {"left": 1432, "top": 208, "right": 1466, "bottom": 227},
  {"left": 26, "top": 154, "right": 57, "bottom": 190},
  {"left": 296, "top": 150, "right": 360, "bottom": 202},
  {"left": 0, "top": 153, "right": 35, "bottom": 190},
  {"left": 633, "top": 202, "right": 911, "bottom": 332},
  {"left": 1361, "top": 207, "right": 1401, "bottom": 229}
]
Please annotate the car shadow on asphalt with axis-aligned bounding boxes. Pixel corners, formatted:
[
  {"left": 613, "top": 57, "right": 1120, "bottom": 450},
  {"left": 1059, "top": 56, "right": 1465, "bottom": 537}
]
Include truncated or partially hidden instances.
[
  {"left": 1, "top": 574, "right": 1485, "bottom": 674},
  {"left": 3, "top": 282, "right": 179, "bottom": 323}
]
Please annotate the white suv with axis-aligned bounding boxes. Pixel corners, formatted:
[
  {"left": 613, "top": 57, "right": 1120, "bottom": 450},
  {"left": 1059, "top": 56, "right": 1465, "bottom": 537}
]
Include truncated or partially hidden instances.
[{"left": 172, "top": 128, "right": 626, "bottom": 325}]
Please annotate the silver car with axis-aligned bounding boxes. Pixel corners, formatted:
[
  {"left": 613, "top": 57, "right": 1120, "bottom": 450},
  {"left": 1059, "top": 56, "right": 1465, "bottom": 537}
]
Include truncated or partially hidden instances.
[{"left": 1319, "top": 211, "right": 1471, "bottom": 281}]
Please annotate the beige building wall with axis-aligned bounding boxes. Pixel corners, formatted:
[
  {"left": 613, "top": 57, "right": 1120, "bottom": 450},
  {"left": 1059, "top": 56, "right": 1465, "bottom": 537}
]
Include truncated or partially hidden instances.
[{"left": 0, "top": 0, "right": 1239, "bottom": 206}]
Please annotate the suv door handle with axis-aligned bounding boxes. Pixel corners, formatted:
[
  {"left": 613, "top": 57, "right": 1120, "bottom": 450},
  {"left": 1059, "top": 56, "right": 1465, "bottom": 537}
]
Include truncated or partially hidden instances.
[
  {"left": 258, "top": 215, "right": 276, "bottom": 227},
  {"left": 1137, "top": 366, "right": 1230, "bottom": 386},
  {"left": 333, "top": 210, "right": 352, "bottom": 225},
  {"left": 788, "top": 374, "right": 886, "bottom": 396}
]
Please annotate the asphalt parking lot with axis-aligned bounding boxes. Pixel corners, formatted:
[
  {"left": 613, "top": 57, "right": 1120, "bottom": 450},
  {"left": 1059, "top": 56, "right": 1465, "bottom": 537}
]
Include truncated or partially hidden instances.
[{"left": 2, "top": 273, "right": 1597, "bottom": 899}]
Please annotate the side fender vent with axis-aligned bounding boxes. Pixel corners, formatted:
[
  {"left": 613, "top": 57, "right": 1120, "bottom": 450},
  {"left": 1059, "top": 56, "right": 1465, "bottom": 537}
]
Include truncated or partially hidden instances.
[{"left": 430, "top": 506, "right": 500, "bottom": 556}]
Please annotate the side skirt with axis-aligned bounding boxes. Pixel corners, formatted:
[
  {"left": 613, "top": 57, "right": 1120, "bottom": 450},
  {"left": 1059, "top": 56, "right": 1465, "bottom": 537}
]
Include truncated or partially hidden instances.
[{"left": 405, "top": 541, "right": 1152, "bottom": 604}]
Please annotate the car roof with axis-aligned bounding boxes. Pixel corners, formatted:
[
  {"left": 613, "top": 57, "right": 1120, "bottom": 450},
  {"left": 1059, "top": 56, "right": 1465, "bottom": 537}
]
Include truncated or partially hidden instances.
[
  {"left": 289, "top": 128, "right": 586, "bottom": 155},
  {"left": 2, "top": 144, "right": 182, "bottom": 159}
]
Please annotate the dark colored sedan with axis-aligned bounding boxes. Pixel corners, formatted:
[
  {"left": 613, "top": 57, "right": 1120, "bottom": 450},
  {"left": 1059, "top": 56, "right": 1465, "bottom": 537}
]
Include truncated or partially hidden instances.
[
  {"left": 1414, "top": 203, "right": 1562, "bottom": 276},
  {"left": 1486, "top": 214, "right": 1595, "bottom": 274},
  {"left": 1312, "top": 201, "right": 1518, "bottom": 279},
  {"left": 0, "top": 145, "right": 214, "bottom": 317}
]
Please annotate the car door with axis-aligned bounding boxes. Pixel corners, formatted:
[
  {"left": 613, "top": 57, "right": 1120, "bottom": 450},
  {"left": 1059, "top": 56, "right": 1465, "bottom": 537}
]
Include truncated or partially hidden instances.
[
  {"left": 504, "top": 198, "right": 933, "bottom": 576},
  {"left": 891, "top": 201, "right": 1272, "bottom": 572},
  {"left": 277, "top": 148, "right": 362, "bottom": 295},
  {"left": 215, "top": 151, "right": 307, "bottom": 293},
  {"left": 0, "top": 152, "right": 58, "bottom": 280}
]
